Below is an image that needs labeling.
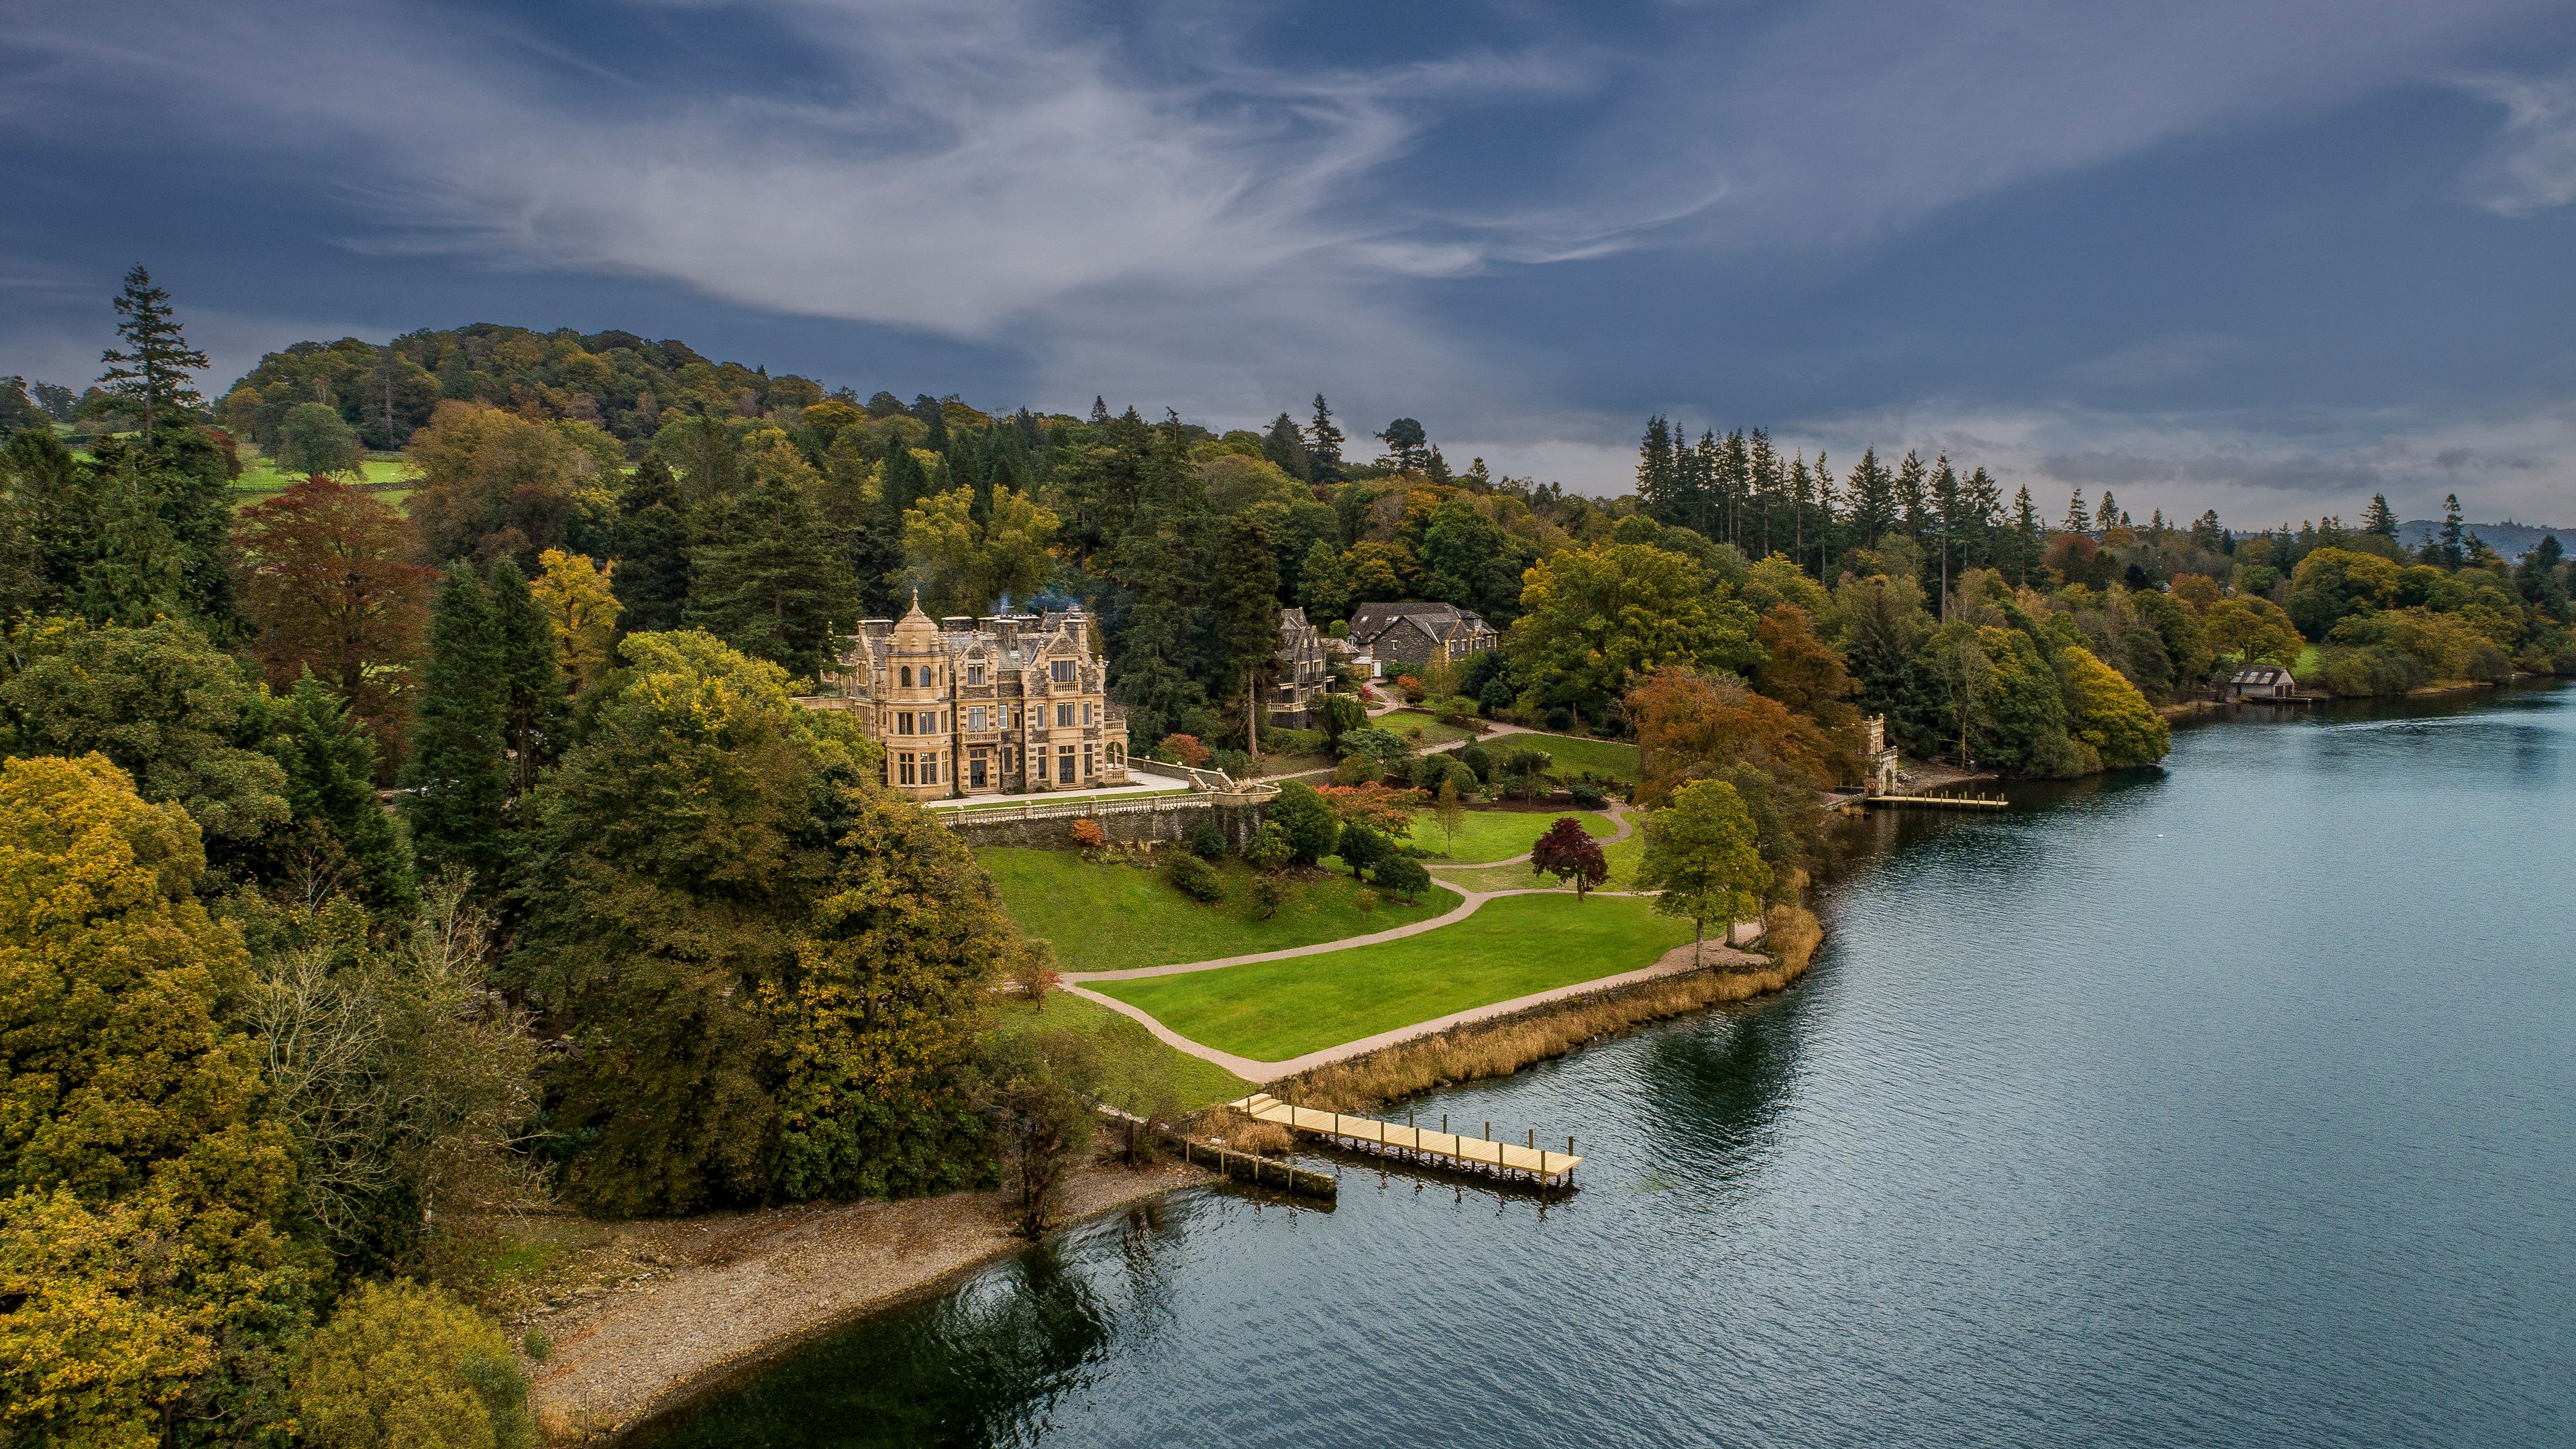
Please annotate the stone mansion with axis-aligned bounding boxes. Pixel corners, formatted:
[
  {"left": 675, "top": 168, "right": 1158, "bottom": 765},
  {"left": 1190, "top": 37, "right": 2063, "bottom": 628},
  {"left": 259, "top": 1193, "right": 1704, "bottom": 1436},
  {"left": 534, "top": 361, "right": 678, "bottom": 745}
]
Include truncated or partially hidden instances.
[{"left": 807, "top": 596, "right": 1131, "bottom": 802}]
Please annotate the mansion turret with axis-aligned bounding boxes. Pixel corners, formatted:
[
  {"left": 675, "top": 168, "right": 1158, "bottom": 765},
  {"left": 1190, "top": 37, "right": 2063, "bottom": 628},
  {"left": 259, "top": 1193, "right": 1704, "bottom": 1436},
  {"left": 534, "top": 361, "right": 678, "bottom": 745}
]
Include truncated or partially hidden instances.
[{"left": 806, "top": 597, "right": 1130, "bottom": 802}]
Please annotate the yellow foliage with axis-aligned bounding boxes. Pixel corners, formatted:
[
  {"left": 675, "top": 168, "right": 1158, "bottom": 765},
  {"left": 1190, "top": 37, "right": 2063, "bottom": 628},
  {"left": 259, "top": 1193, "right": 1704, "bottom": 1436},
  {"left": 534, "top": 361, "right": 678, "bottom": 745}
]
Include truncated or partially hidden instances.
[
  {"left": 531, "top": 550, "right": 622, "bottom": 689},
  {"left": 292, "top": 1279, "right": 532, "bottom": 1449}
]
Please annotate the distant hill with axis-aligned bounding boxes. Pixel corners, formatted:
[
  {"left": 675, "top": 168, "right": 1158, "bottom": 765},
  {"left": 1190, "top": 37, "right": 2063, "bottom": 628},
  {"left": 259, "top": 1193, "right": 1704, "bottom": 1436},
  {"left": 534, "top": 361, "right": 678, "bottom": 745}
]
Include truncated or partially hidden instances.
[{"left": 2395, "top": 519, "right": 2567, "bottom": 562}]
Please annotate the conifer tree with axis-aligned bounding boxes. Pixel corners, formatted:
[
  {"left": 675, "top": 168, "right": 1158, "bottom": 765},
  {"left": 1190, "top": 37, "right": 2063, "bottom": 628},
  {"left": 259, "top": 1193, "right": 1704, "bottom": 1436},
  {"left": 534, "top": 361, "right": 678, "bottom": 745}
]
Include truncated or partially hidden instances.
[
  {"left": 1262, "top": 411, "right": 1311, "bottom": 480},
  {"left": 2012, "top": 487, "right": 2043, "bottom": 586},
  {"left": 96, "top": 266, "right": 208, "bottom": 445},
  {"left": 1636, "top": 415, "right": 1678, "bottom": 520},
  {"left": 1210, "top": 513, "right": 1283, "bottom": 752},
  {"left": 404, "top": 563, "right": 511, "bottom": 890},
  {"left": 1896, "top": 450, "right": 1931, "bottom": 546},
  {"left": 2063, "top": 490, "right": 2093, "bottom": 535},
  {"left": 268, "top": 671, "right": 416, "bottom": 916},
  {"left": 2362, "top": 493, "right": 2400, "bottom": 539},
  {"left": 1306, "top": 394, "right": 1346, "bottom": 484},
  {"left": 2097, "top": 491, "right": 2121, "bottom": 536},
  {"left": 613, "top": 455, "right": 692, "bottom": 631},
  {"left": 687, "top": 472, "right": 853, "bottom": 674},
  {"left": 859, "top": 444, "right": 929, "bottom": 614},
  {"left": 1846, "top": 448, "right": 1897, "bottom": 547},
  {"left": 487, "top": 557, "right": 562, "bottom": 797},
  {"left": 2436, "top": 493, "right": 2467, "bottom": 570},
  {"left": 912, "top": 393, "right": 949, "bottom": 449}
]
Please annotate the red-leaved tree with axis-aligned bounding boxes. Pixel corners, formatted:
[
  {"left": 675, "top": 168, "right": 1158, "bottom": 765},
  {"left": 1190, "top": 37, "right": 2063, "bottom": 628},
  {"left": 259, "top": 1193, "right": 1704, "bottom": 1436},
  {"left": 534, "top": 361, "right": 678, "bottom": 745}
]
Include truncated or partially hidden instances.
[
  {"left": 1530, "top": 816, "right": 1608, "bottom": 899},
  {"left": 1314, "top": 782, "right": 1424, "bottom": 837},
  {"left": 233, "top": 477, "right": 437, "bottom": 771}
]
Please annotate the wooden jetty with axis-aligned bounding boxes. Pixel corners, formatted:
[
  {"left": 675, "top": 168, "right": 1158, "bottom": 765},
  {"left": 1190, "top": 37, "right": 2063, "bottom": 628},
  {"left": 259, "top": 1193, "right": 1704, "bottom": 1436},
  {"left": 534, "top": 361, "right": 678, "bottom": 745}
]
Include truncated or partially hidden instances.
[
  {"left": 1228, "top": 1093, "right": 1580, "bottom": 1190},
  {"left": 1098, "top": 1105, "right": 1336, "bottom": 1201},
  {"left": 1862, "top": 792, "right": 2007, "bottom": 810}
]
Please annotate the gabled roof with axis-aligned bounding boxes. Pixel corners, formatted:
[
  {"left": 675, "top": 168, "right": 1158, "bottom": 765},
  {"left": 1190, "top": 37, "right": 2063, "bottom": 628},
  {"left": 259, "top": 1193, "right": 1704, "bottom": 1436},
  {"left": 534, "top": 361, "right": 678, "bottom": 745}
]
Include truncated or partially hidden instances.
[{"left": 1347, "top": 600, "right": 1491, "bottom": 642}]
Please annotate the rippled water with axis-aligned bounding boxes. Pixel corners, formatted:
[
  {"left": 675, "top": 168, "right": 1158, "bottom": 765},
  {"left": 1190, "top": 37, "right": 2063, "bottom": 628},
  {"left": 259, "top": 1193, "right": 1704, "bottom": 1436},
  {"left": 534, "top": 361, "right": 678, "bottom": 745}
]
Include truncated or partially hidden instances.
[{"left": 633, "top": 685, "right": 2576, "bottom": 1449}]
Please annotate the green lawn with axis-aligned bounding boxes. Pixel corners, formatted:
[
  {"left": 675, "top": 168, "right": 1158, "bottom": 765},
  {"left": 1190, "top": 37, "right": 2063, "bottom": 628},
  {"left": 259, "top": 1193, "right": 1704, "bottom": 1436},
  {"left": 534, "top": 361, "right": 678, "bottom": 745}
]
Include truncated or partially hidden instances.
[
  {"left": 1377, "top": 709, "right": 1479, "bottom": 745},
  {"left": 231, "top": 454, "right": 413, "bottom": 508},
  {"left": 1405, "top": 807, "right": 1613, "bottom": 863},
  {"left": 1509, "top": 731, "right": 1644, "bottom": 784},
  {"left": 1440, "top": 829, "right": 1647, "bottom": 893},
  {"left": 977, "top": 848, "right": 1458, "bottom": 973},
  {"left": 1092, "top": 894, "right": 1694, "bottom": 1061},
  {"left": 987, "top": 990, "right": 1250, "bottom": 1114}
]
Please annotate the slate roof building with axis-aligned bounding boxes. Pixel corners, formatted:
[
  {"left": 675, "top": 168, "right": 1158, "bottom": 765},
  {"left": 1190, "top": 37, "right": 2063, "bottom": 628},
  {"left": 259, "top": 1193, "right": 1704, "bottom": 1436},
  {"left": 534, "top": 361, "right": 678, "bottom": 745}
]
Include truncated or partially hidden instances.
[
  {"left": 2226, "top": 665, "right": 2298, "bottom": 700},
  {"left": 1344, "top": 601, "right": 1499, "bottom": 669},
  {"left": 806, "top": 596, "right": 1130, "bottom": 801},
  {"left": 1271, "top": 606, "right": 1332, "bottom": 727}
]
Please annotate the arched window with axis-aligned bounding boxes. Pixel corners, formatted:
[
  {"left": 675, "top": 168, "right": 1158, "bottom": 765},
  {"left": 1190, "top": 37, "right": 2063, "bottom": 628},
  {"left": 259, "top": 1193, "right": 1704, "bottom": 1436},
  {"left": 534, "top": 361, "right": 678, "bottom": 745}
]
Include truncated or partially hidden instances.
[{"left": 900, "top": 665, "right": 912, "bottom": 687}]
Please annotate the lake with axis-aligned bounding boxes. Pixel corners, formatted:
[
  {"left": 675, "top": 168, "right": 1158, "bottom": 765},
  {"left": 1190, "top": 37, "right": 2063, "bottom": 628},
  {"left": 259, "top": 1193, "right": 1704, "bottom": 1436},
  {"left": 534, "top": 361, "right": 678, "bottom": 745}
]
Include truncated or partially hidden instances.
[{"left": 632, "top": 684, "right": 2576, "bottom": 1448}]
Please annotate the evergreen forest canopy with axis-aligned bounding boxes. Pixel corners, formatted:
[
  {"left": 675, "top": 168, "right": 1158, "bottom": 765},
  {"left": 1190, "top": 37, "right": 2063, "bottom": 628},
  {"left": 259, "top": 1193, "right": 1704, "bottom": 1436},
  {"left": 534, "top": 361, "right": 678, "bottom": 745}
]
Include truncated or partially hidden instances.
[{"left": 1, "top": 272, "right": 2573, "bottom": 1447}]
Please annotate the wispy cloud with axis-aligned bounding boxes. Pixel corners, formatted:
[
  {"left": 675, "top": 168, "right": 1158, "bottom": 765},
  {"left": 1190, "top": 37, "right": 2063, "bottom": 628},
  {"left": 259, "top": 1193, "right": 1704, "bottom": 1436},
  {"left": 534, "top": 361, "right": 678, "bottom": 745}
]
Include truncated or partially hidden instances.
[{"left": 2457, "top": 69, "right": 2576, "bottom": 214}]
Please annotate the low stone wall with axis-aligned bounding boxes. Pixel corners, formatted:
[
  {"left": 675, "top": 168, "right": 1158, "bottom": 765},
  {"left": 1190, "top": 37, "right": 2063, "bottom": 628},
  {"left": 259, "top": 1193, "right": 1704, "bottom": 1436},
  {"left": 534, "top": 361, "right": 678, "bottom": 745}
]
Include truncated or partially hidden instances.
[{"left": 939, "top": 793, "right": 1271, "bottom": 850}]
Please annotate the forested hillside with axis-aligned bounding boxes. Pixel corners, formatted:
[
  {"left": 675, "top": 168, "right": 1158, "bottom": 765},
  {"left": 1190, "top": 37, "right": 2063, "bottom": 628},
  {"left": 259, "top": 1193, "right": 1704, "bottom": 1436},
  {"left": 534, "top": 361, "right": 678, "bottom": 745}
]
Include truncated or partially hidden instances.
[{"left": 2, "top": 273, "right": 2573, "bottom": 1446}]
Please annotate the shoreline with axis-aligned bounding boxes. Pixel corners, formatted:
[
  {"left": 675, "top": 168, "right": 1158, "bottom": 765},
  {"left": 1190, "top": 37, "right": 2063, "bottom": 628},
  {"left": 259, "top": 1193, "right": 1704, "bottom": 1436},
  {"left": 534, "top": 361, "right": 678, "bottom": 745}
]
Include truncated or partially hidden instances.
[{"left": 525, "top": 1159, "right": 1211, "bottom": 1444}]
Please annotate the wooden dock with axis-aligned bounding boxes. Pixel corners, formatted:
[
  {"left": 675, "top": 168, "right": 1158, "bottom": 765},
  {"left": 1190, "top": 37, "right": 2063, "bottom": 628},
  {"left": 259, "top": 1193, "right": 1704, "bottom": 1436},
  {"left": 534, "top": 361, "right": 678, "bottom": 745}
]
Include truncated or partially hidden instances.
[
  {"left": 1862, "top": 792, "right": 2007, "bottom": 810},
  {"left": 1228, "top": 1093, "right": 1580, "bottom": 1189},
  {"left": 1098, "top": 1106, "right": 1337, "bottom": 1201}
]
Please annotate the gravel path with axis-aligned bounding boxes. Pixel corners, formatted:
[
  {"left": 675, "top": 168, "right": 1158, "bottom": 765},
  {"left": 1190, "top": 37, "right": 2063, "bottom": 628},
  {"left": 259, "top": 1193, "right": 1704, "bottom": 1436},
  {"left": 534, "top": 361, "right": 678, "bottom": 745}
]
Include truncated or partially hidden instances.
[{"left": 526, "top": 1160, "right": 1208, "bottom": 1443}]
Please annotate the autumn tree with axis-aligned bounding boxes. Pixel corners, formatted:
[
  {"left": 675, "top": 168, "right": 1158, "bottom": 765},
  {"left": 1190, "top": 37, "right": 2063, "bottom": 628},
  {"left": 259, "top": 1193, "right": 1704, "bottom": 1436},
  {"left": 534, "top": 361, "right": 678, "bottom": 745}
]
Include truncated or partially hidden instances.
[
  {"left": 405, "top": 400, "right": 614, "bottom": 566},
  {"left": 0, "top": 755, "right": 317, "bottom": 1445},
  {"left": 1509, "top": 543, "right": 1758, "bottom": 720},
  {"left": 233, "top": 476, "right": 436, "bottom": 761},
  {"left": 1634, "top": 778, "right": 1772, "bottom": 962},
  {"left": 1530, "top": 816, "right": 1609, "bottom": 898},
  {"left": 767, "top": 790, "right": 1020, "bottom": 1200},
  {"left": 1626, "top": 667, "right": 1853, "bottom": 797},
  {"left": 1750, "top": 604, "right": 1859, "bottom": 731},
  {"left": 531, "top": 549, "right": 622, "bottom": 689},
  {"left": 901, "top": 483, "right": 1061, "bottom": 616},
  {"left": 291, "top": 1279, "right": 533, "bottom": 1449},
  {"left": 2202, "top": 596, "right": 2303, "bottom": 666},
  {"left": 2059, "top": 645, "right": 2170, "bottom": 769}
]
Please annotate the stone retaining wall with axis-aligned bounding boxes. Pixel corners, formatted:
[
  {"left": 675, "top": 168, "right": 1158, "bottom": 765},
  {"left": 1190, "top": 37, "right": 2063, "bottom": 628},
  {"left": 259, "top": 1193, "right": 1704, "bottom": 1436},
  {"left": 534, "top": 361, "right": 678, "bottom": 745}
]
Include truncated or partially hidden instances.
[{"left": 938, "top": 793, "right": 1271, "bottom": 850}]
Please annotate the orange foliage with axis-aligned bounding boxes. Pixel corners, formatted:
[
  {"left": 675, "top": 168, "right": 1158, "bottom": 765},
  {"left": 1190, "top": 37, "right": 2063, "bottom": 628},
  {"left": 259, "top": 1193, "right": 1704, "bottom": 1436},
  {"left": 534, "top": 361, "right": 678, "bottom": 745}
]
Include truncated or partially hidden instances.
[
  {"left": 1315, "top": 782, "right": 1425, "bottom": 835},
  {"left": 1750, "top": 605, "right": 1858, "bottom": 730},
  {"left": 231, "top": 477, "right": 437, "bottom": 765},
  {"left": 1159, "top": 733, "right": 1211, "bottom": 767},
  {"left": 1627, "top": 667, "right": 1854, "bottom": 800},
  {"left": 1067, "top": 818, "right": 1106, "bottom": 849},
  {"left": 2169, "top": 573, "right": 2222, "bottom": 615}
]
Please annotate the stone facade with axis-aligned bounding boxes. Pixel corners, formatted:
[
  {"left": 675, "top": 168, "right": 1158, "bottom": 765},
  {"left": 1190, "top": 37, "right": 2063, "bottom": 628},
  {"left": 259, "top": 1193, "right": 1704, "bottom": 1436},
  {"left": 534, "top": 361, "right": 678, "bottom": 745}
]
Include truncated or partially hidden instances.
[
  {"left": 805, "top": 596, "right": 1130, "bottom": 802},
  {"left": 1271, "top": 606, "right": 1332, "bottom": 727},
  {"left": 1346, "top": 601, "right": 1498, "bottom": 669}
]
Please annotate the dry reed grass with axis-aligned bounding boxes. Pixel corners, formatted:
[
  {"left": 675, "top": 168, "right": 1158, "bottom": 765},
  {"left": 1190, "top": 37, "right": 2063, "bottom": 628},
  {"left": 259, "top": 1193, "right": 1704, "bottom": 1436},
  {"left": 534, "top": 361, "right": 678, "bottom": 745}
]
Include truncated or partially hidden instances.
[
  {"left": 1279, "top": 936, "right": 1821, "bottom": 1113},
  {"left": 1190, "top": 1106, "right": 1293, "bottom": 1156}
]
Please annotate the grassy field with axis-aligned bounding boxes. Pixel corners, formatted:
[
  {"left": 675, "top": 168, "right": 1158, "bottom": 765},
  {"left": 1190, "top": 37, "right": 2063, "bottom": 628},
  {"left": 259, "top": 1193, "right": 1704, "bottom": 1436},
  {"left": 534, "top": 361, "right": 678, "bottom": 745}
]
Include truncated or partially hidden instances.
[
  {"left": 1091, "top": 893, "right": 1694, "bottom": 1061},
  {"left": 1511, "top": 731, "right": 1644, "bottom": 784},
  {"left": 978, "top": 848, "right": 1458, "bottom": 973},
  {"left": 231, "top": 453, "right": 413, "bottom": 506},
  {"left": 987, "top": 989, "right": 1250, "bottom": 1114},
  {"left": 1437, "top": 828, "right": 1646, "bottom": 893},
  {"left": 1375, "top": 708, "right": 1479, "bottom": 746},
  {"left": 1404, "top": 807, "right": 1613, "bottom": 863}
]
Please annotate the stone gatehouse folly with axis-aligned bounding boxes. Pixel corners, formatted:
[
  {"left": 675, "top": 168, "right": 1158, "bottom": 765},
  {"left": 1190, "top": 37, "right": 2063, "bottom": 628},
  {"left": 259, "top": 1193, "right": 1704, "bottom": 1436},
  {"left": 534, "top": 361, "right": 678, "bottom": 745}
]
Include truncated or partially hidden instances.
[{"left": 806, "top": 596, "right": 1131, "bottom": 802}]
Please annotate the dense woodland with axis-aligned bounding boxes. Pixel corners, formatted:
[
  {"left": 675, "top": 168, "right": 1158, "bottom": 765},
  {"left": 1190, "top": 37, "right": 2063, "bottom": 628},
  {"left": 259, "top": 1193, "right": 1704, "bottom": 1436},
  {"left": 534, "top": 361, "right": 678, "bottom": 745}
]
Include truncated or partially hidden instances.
[{"left": 3, "top": 273, "right": 2573, "bottom": 1447}]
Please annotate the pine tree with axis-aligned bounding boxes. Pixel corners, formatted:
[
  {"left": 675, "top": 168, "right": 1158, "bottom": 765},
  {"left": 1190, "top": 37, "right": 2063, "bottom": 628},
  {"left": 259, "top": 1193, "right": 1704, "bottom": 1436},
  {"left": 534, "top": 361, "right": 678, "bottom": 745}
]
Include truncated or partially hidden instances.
[
  {"left": 2362, "top": 492, "right": 2399, "bottom": 539},
  {"left": 1210, "top": 513, "right": 1282, "bottom": 753},
  {"left": 2063, "top": 490, "right": 2093, "bottom": 535},
  {"left": 1306, "top": 394, "right": 1346, "bottom": 484},
  {"left": 613, "top": 455, "right": 692, "bottom": 631},
  {"left": 1930, "top": 454, "right": 1962, "bottom": 614},
  {"left": 912, "top": 393, "right": 949, "bottom": 449},
  {"left": 687, "top": 472, "right": 854, "bottom": 674},
  {"left": 2012, "top": 487, "right": 2043, "bottom": 586},
  {"left": 404, "top": 563, "right": 511, "bottom": 891},
  {"left": 1262, "top": 411, "right": 1311, "bottom": 480},
  {"left": 1847, "top": 448, "right": 1897, "bottom": 547},
  {"left": 2096, "top": 491, "right": 2121, "bottom": 536},
  {"left": 2436, "top": 494, "right": 2467, "bottom": 570},
  {"left": 1896, "top": 450, "right": 1931, "bottom": 546},
  {"left": 268, "top": 671, "right": 416, "bottom": 916},
  {"left": 860, "top": 444, "right": 929, "bottom": 614},
  {"left": 96, "top": 266, "right": 207, "bottom": 445},
  {"left": 1635, "top": 415, "right": 1678, "bottom": 521},
  {"left": 486, "top": 557, "right": 562, "bottom": 797}
]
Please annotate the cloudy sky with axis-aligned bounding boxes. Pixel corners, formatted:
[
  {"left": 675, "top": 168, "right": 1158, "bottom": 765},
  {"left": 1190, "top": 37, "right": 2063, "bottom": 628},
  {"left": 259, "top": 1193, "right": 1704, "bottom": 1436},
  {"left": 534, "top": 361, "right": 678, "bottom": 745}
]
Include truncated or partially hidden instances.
[{"left": 6, "top": 0, "right": 2576, "bottom": 523}]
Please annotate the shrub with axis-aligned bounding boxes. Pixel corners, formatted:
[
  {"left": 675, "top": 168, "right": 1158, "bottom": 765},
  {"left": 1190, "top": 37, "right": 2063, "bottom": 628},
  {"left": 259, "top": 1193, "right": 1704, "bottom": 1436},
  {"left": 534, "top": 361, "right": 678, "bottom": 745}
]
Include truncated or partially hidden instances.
[
  {"left": 1333, "top": 754, "right": 1377, "bottom": 784},
  {"left": 1267, "top": 782, "right": 1340, "bottom": 864},
  {"left": 1434, "top": 695, "right": 1481, "bottom": 727},
  {"left": 293, "top": 1280, "right": 535, "bottom": 1449},
  {"left": 1067, "top": 818, "right": 1106, "bottom": 849},
  {"left": 1159, "top": 733, "right": 1211, "bottom": 767},
  {"left": 1544, "top": 704, "right": 1574, "bottom": 732},
  {"left": 1212, "top": 747, "right": 1251, "bottom": 778},
  {"left": 1395, "top": 673, "right": 1424, "bottom": 702},
  {"left": 1163, "top": 850, "right": 1224, "bottom": 903},
  {"left": 1190, "top": 818, "right": 1228, "bottom": 859},
  {"left": 1352, "top": 888, "right": 1381, "bottom": 914},
  {"left": 1373, "top": 855, "right": 1432, "bottom": 902},
  {"left": 1337, "top": 823, "right": 1393, "bottom": 880},
  {"left": 1568, "top": 782, "right": 1607, "bottom": 810},
  {"left": 1457, "top": 743, "right": 1493, "bottom": 782}
]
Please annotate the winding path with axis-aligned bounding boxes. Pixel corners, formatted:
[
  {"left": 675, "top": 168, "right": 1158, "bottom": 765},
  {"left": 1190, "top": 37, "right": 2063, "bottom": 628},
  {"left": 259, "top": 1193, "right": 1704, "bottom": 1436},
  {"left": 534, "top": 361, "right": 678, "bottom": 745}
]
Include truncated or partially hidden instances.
[{"left": 1060, "top": 801, "right": 1768, "bottom": 1084}]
